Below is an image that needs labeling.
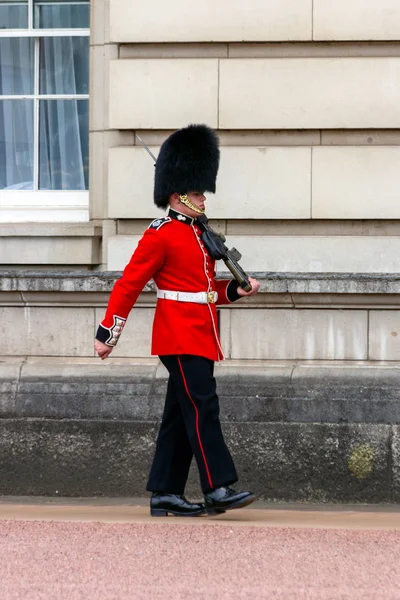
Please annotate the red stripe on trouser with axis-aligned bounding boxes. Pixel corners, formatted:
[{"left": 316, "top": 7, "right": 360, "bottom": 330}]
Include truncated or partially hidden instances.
[{"left": 177, "top": 357, "right": 213, "bottom": 490}]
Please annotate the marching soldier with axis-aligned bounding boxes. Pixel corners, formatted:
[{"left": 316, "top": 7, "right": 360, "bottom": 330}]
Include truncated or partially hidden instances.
[{"left": 94, "top": 124, "right": 260, "bottom": 516}]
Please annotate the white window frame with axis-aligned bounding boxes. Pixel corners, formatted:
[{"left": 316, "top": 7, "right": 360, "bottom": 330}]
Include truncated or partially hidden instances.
[{"left": 0, "top": 0, "right": 90, "bottom": 223}]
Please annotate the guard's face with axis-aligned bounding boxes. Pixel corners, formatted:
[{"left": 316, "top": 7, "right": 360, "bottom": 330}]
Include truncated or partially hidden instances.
[
  {"left": 170, "top": 191, "right": 207, "bottom": 217},
  {"left": 187, "top": 191, "right": 206, "bottom": 213}
]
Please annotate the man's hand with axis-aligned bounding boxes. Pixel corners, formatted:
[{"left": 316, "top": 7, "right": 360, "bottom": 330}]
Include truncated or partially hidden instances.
[
  {"left": 95, "top": 339, "right": 114, "bottom": 360},
  {"left": 237, "top": 277, "right": 260, "bottom": 297}
]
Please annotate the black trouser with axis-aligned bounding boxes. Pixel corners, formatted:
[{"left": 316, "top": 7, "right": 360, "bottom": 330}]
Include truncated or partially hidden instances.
[{"left": 146, "top": 355, "right": 238, "bottom": 494}]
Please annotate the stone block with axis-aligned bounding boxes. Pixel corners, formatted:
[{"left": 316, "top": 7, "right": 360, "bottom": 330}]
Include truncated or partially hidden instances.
[
  {"left": 215, "top": 236, "right": 400, "bottom": 273},
  {"left": 392, "top": 425, "right": 400, "bottom": 502},
  {"left": 224, "top": 422, "right": 391, "bottom": 503},
  {"left": 216, "top": 360, "right": 294, "bottom": 382},
  {"left": 314, "top": 0, "right": 400, "bottom": 41},
  {"left": 109, "top": 60, "right": 218, "bottom": 129},
  {"left": 312, "top": 147, "right": 400, "bottom": 219},
  {"left": 0, "top": 307, "right": 95, "bottom": 356},
  {"left": 120, "top": 44, "right": 229, "bottom": 59},
  {"left": 0, "top": 419, "right": 391, "bottom": 502},
  {"left": 369, "top": 311, "right": 400, "bottom": 361},
  {"left": 228, "top": 41, "right": 400, "bottom": 59},
  {"left": 214, "top": 147, "right": 311, "bottom": 219},
  {"left": 0, "top": 419, "right": 159, "bottom": 496},
  {"left": 4, "top": 270, "right": 400, "bottom": 297},
  {"left": 14, "top": 361, "right": 162, "bottom": 421},
  {"left": 117, "top": 220, "right": 154, "bottom": 235},
  {"left": 107, "top": 235, "right": 140, "bottom": 270},
  {"left": 0, "top": 292, "right": 21, "bottom": 306},
  {"left": 218, "top": 309, "right": 231, "bottom": 359},
  {"left": 90, "top": 130, "right": 134, "bottom": 221},
  {"left": 230, "top": 309, "right": 367, "bottom": 360},
  {"left": 95, "top": 307, "right": 154, "bottom": 358},
  {"left": 108, "top": 148, "right": 160, "bottom": 219},
  {"left": 0, "top": 362, "right": 20, "bottom": 415},
  {"left": 109, "top": 0, "right": 312, "bottom": 42},
  {"left": 19, "top": 359, "right": 158, "bottom": 381},
  {"left": 133, "top": 129, "right": 321, "bottom": 147},
  {"left": 0, "top": 271, "right": 145, "bottom": 294},
  {"left": 90, "top": 0, "right": 107, "bottom": 46},
  {"left": 109, "top": 232, "right": 400, "bottom": 273},
  {"left": 4, "top": 358, "right": 400, "bottom": 424},
  {"left": 219, "top": 58, "right": 400, "bottom": 129},
  {"left": 0, "top": 223, "right": 99, "bottom": 237},
  {"left": 108, "top": 146, "right": 311, "bottom": 219},
  {"left": 18, "top": 290, "right": 136, "bottom": 308},
  {"left": 321, "top": 130, "right": 400, "bottom": 146},
  {"left": 231, "top": 369, "right": 400, "bottom": 427},
  {"left": 100, "top": 219, "right": 117, "bottom": 267},
  {"left": 89, "top": 45, "right": 104, "bottom": 131},
  {"left": 0, "top": 236, "right": 100, "bottom": 265},
  {"left": 90, "top": 44, "right": 118, "bottom": 132}
]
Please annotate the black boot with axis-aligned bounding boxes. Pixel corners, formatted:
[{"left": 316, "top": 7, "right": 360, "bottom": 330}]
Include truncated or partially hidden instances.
[
  {"left": 150, "top": 493, "right": 206, "bottom": 517},
  {"left": 204, "top": 487, "right": 256, "bottom": 515}
]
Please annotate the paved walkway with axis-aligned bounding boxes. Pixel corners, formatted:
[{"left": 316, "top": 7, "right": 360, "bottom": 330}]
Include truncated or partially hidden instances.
[{"left": 1, "top": 499, "right": 400, "bottom": 599}]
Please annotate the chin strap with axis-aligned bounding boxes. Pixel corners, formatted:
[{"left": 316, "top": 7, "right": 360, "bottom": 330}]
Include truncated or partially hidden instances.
[{"left": 179, "top": 194, "right": 205, "bottom": 215}]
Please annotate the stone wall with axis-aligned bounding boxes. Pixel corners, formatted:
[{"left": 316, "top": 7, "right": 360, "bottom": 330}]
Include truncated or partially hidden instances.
[
  {"left": 1, "top": 355, "right": 400, "bottom": 501},
  {"left": 2, "top": 2, "right": 400, "bottom": 500},
  {"left": 2, "top": 272, "right": 400, "bottom": 502},
  {"left": 3, "top": 272, "right": 400, "bottom": 361},
  {"left": 84, "top": 0, "right": 400, "bottom": 273},
  {"left": 2, "top": 0, "right": 400, "bottom": 272}
]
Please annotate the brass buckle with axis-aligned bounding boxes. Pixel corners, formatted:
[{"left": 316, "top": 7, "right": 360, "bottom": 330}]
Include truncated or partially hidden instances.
[{"left": 207, "top": 291, "right": 216, "bottom": 304}]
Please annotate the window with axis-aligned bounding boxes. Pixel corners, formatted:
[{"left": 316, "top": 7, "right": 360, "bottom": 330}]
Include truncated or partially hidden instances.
[{"left": 0, "top": 0, "right": 90, "bottom": 222}]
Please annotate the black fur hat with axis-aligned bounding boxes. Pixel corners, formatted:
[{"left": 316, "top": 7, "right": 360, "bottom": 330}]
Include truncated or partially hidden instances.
[{"left": 154, "top": 124, "right": 220, "bottom": 208}]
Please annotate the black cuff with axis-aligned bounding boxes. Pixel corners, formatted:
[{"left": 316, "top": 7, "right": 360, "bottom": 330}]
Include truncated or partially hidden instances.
[
  {"left": 95, "top": 316, "right": 126, "bottom": 347},
  {"left": 95, "top": 324, "right": 115, "bottom": 346},
  {"left": 226, "top": 280, "right": 241, "bottom": 303}
]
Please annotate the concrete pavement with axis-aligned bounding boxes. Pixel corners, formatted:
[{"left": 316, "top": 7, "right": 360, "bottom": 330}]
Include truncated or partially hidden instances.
[
  {"left": 1, "top": 497, "right": 400, "bottom": 530},
  {"left": 1, "top": 499, "right": 400, "bottom": 599}
]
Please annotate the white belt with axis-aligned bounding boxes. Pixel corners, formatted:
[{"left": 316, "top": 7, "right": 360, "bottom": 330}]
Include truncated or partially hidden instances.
[{"left": 157, "top": 289, "right": 218, "bottom": 304}]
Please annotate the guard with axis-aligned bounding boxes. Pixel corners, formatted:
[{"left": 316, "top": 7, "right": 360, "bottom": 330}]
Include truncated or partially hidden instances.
[{"left": 94, "top": 124, "right": 260, "bottom": 517}]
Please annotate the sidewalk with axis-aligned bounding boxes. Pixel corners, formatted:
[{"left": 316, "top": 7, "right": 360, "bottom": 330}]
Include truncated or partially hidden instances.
[
  {"left": 1, "top": 497, "right": 400, "bottom": 530},
  {"left": 1, "top": 498, "right": 400, "bottom": 599}
]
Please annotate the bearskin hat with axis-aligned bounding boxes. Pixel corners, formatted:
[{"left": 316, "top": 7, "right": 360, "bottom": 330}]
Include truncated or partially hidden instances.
[{"left": 154, "top": 124, "right": 220, "bottom": 209}]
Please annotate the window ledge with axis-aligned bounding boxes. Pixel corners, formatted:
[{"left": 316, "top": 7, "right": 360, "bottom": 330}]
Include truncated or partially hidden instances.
[
  {"left": 1, "top": 271, "right": 400, "bottom": 298},
  {"left": 0, "top": 191, "right": 90, "bottom": 223}
]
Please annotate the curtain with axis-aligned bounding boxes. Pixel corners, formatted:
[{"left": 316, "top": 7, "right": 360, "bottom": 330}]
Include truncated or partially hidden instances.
[
  {"left": 0, "top": 2, "right": 28, "bottom": 29},
  {"left": 39, "top": 32, "right": 89, "bottom": 190},
  {"left": 0, "top": 30, "right": 34, "bottom": 189},
  {"left": 0, "top": 3, "right": 89, "bottom": 191}
]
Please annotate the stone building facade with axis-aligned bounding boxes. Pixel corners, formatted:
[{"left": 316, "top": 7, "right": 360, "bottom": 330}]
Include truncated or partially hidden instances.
[
  {"left": 1, "top": 1, "right": 400, "bottom": 501},
  {"left": 3, "top": 0, "right": 400, "bottom": 362}
]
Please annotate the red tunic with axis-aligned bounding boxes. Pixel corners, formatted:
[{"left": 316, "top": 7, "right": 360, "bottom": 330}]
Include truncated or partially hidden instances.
[{"left": 96, "top": 209, "right": 241, "bottom": 362}]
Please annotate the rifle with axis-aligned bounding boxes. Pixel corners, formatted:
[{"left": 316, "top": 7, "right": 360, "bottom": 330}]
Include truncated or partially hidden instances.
[{"left": 196, "top": 214, "right": 252, "bottom": 292}]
